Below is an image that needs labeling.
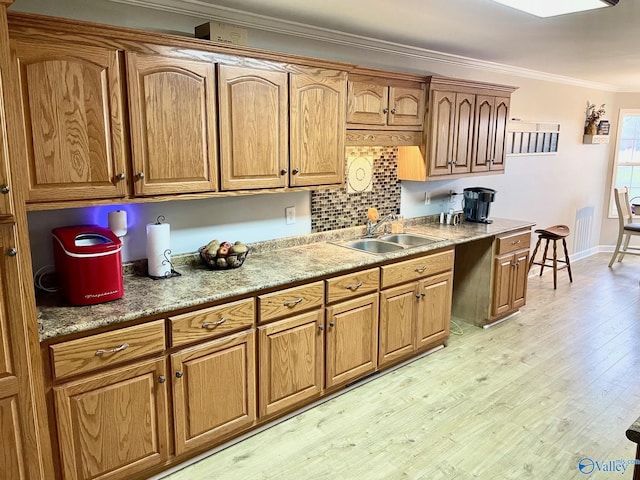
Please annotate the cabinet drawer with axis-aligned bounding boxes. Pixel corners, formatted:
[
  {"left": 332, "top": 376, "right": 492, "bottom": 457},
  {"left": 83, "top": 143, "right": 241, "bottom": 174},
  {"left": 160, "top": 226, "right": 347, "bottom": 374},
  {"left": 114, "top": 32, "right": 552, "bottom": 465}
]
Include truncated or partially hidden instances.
[
  {"left": 50, "top": 320, "right": 165, "bottom": 380},
  {"left": 259, "top": 281, "right": 324, "bottom": 323},
  {"left": 326, "top": 268, "right": 379, "bottom": 304},
  {"left": 381, "top": 249, "right": 454, "bottom": 289},
  {"left": 169, "top": 298, "right": 255, "bottom": 347},
  {"left": 496, "top": 230, "right": 531, "bottom": 255}
]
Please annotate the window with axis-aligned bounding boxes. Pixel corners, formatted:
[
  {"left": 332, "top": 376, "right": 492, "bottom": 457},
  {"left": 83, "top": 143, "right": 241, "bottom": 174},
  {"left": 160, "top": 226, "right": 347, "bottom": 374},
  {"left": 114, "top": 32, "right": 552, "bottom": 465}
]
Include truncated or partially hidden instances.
[{"left": 610, "top": 109, "right": 640, "bottom": 216}]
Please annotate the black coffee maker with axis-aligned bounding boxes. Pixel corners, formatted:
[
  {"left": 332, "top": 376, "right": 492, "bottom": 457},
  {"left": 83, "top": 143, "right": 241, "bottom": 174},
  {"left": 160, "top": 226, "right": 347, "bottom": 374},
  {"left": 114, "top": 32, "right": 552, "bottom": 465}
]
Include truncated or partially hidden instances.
[{"left": 462, "top": 187, "right": 496, "bottom": 223}]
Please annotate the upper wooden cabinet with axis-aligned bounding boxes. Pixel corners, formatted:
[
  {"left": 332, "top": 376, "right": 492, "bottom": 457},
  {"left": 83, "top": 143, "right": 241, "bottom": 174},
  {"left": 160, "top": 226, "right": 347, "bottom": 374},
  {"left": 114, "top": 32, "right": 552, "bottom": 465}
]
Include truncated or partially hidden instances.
[
  {"left": 219, "top": 64, "right": 346, "bottom": 191},
  {"left": 218, "top": 64, "right": 288, "bottom": 190},
  {"left": 126, "top": 52, "right": 218, "bottom": 196},
  {"left": 426, "top": 90, "right": 475, "bottom": 177},
  {"left": 10, "top": 39, "right": 128, "bottom": 203},
  {"left": 0, "top": 68, "right": 13, "bottom": 217},
  {"left": 289, "top": 67, "right": 347, "bottom": 187},
  {"left": 472, "top": 95, "right": 511, "bottom": 173},
  {"left": 397, "top": 77, "right": 517, "bottom": 181},
  {"left": 346, "top": 69, "right": 426, "bottom": 130}
]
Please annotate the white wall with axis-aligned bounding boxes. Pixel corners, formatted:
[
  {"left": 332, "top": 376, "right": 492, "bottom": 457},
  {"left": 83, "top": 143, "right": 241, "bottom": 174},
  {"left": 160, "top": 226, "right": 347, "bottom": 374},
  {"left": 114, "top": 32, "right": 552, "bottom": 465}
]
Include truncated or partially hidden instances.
[{"left": 12, "top": 0, "right": 630, "bottom": 269}]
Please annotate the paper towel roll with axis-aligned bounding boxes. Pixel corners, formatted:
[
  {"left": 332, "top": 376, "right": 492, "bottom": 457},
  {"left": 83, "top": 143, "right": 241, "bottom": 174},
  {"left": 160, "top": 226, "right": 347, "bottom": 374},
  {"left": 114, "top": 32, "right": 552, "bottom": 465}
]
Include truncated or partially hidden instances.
[
  {"left": 108, "top": 210, "right": 127, "bottom": 237},
  {"left": 146, "top": 222, "right": 171, "bottom": 277}
]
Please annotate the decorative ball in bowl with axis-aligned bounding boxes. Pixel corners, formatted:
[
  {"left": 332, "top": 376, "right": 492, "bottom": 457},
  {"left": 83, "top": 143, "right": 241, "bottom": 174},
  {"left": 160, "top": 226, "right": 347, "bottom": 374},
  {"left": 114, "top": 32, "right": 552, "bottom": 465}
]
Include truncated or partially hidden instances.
[{"left": 199, "top": 240, "right": 249, "bottom": 270}]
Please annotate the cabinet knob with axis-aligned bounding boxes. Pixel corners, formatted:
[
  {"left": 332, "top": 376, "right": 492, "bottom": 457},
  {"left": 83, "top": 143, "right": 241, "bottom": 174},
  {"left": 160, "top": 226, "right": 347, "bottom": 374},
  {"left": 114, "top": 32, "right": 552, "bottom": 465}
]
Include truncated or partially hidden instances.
[
  {"left": 158, "top": 375, "right": 166, "bottom": 383},
  {"left": 175, "top": 371, "right": 183, "bottom": 379},
  {"left": 0, "top": 184, "right": 9, "bottom": 194},
  {"left": 6, "top": 248, "right": 17, "bottom": 257},
  {"left": 329, "top": 321, "right": 335, "bottom": 327},
  {"left": 415, "top": 292, "right": 425, "bottom": 299},
  {"left": 318, "top": 324, "right": 324, "bottom": 331},
  {"left": 280, "top": 168, "right": 288, "bottom": 175},
  {"left": 116, "top": 173, "right": 125, "bottom": 181},
  {"left": 136, "top": 172, "right": 145, "bottom": 180},
  {"left": 390, "top": 108, "right": 396, "bottom": 114},
  {"left": 292, "top": 168, "right": 300, "bottom": 175},
  {"left": 383, "top": 108, "right": 389, "bottom": 114}
]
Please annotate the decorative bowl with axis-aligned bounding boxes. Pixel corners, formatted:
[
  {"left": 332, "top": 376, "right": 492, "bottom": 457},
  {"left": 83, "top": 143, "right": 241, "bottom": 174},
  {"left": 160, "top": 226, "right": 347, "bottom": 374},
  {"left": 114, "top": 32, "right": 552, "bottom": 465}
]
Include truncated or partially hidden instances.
[{"left": 198, "top": 246, "right": 248, "bottom": 270}]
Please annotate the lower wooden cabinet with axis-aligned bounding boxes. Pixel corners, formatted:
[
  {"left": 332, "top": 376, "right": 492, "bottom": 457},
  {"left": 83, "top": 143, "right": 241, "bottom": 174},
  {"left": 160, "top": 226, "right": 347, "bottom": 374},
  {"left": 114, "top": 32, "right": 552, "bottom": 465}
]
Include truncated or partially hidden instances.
[
  {"left": 170, "top": 330, "right": 256, "bottom": 456},
  {"left": 379, "top": 251, "right": 454, "bottom": 368},
  {"left": 416, "top": 271, "right": 453, "bottom": 349},
  {"left": 492, "top": 250, "right": 529, "bottom": 318},
  {"left": 379, "top": 283, "right": 416, "bottom": 367},
  {"left": 53, "top": 358, "right": 170, "bottom": 480},
  {"left": 325, "top": 293, "right": 379, "bottom": 389},
  {"left": 258, "top": 310, "right": 324, "bottom": 418},
  {"left": 452, "top": 227, "right": 531, "bottom": 327}
]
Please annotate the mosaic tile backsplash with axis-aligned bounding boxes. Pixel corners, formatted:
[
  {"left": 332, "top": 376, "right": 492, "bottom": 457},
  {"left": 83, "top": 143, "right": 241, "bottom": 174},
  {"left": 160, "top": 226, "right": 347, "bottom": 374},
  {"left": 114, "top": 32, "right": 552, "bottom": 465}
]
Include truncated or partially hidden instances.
[{"left": 311, "top": 146, "right": 400, "bottom": 232}]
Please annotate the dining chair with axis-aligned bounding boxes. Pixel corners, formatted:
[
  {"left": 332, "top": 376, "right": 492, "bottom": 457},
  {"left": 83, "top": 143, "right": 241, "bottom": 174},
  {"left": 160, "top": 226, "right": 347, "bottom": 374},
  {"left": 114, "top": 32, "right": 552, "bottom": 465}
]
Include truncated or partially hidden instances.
[{"left": 609, "top": 187, "right": 640, "bottom": 267}]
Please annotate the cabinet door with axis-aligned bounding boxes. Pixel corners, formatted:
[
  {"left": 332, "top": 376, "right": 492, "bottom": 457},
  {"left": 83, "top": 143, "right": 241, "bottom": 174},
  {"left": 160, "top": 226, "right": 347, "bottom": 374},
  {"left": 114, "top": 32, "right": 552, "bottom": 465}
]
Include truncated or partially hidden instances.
[
  {"left": 0, "top": 66, "right": 13, "bottom": 216},
  {"left": 290, "top": 68, "right": 346, "bottom": 187},
  {"left": 490, "top": 96, "right": 510, "bottom": 172},
  {"left": 428, "top": 90, "right": 455, "bottom": 177},
  {"left": 171, "top": 330, "right": 256, "bottom": 456},
  {"left": 451, "top": 93, "right": 475, "bottom": 175},
  {"left": 127, "top": 52, "right": 218, "bottom": 196},
  {"left": 388, "top": 85, "right": 425, "bottom": 127},
  {"left": 218, "top": 65, "right": 288, "bottom": 190},
  {"left": 54, "top": 358, "right": 170, "bottom": 480},
  {"left": 325, "top": 293, "right": 378, "bottom": 389},
  {"left": 492, "top": 252, "right": 515, "bottom": 318},
  {"left": 379, "top": 283, "right": 417, "bottom": 367},
  {"left": 346, "top": 80, "right": 388, "bottom": 126},
  {"left": 472, "top": 95, "right": 494, "bottom": 173},
  {"left": 258, "top": 310, "right": 324, "bottom": 417},
  {"left": 12, "top": 40, "right": 128, "bottom": 202},
  {"left": 416, "top": 271, "right": 452, "bottom": 350},
  {"left": 511, "top": 250, "right": 529, "bottom": 310},
  {"left": 0, "top": 226, "right": 26, "bottom": 479}
]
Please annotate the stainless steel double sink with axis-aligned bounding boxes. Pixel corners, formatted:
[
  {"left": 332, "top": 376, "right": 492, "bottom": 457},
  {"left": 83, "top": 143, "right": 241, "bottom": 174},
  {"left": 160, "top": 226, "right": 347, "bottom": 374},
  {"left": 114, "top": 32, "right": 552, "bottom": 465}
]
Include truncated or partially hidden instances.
[{"left": 336, "top": 233, "right": 446, "bottom": 254}]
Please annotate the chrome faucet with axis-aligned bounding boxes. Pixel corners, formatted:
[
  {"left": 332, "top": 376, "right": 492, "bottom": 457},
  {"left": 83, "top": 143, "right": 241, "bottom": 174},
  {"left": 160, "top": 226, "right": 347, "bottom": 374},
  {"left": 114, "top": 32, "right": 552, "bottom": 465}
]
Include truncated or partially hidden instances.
[{"left": 365, "top": 213, "right": 396, "bottom": 238}]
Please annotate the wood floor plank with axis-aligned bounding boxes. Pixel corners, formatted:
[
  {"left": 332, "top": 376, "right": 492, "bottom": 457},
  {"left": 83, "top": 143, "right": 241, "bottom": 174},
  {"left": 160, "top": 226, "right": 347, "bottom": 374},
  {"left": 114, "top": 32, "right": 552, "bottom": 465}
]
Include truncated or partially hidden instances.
[{"left": 156, "top": 254, "right": 640, "bottom": 480}]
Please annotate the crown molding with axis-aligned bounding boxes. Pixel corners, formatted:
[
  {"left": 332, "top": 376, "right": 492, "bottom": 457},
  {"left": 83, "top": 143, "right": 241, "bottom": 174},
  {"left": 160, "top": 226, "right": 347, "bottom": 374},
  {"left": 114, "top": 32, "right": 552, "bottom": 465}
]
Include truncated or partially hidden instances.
[{"left": 107, "top": 0, "right": 620, "bottom": 92}]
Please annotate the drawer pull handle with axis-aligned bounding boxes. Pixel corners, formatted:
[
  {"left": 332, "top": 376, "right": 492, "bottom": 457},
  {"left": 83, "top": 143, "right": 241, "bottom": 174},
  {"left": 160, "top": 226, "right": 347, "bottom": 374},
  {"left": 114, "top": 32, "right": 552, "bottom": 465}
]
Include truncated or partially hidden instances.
[
  {"left": 345, "top": 281, "right": 363, "bottom": 291},
  {"left": 202, "top": 317, "right": 227, "bottom": 329},
  {"left": 511, "top": 239, "right": 521, "bottom": 245},
  {"left": 283, "top": 297, "right": 303, "bottom": 307},
  {"left": 95, "top": 343, "right": 129, "bottom": 356},
  {"left": 415, "top": 266, "right": 427, "bottom": 273}
]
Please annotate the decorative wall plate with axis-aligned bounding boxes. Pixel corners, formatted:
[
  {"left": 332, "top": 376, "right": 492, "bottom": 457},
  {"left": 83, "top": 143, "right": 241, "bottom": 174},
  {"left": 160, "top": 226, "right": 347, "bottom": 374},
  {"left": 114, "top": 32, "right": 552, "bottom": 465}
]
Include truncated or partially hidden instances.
[{"left": 346, "top": 154, "right": 373, "bottom": 193}]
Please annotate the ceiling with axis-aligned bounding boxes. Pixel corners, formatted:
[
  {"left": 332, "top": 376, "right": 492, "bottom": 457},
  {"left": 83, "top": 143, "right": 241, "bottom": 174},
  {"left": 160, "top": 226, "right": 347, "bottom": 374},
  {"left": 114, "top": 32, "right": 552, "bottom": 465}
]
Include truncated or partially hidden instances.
[{"left": 109, "top": 0, "right": 640, "bottom": 92}]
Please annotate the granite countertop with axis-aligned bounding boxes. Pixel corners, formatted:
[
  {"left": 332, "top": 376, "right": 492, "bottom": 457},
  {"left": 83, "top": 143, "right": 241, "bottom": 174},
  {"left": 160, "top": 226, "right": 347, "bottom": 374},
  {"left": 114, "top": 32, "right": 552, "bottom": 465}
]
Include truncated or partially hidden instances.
[{"left": 37, "top": 217, "right": 535, "bottom": 342}]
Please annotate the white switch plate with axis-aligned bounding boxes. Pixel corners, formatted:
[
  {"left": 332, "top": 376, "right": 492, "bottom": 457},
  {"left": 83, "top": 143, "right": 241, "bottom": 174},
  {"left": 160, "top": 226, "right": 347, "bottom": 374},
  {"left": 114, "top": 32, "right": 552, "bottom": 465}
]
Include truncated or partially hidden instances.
[
  {"left": 424, "top": 192, "right": 431, "bottom": 205},
  {"left": 285, "top": 206, "right": 296, "bottom": 225}
]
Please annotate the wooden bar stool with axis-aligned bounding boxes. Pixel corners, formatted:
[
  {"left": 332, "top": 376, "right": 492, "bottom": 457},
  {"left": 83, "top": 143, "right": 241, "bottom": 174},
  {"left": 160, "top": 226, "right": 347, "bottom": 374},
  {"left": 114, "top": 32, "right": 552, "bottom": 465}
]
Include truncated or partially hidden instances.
[{"left": 528, "top": 224, "right": 573, "bottom": 289}]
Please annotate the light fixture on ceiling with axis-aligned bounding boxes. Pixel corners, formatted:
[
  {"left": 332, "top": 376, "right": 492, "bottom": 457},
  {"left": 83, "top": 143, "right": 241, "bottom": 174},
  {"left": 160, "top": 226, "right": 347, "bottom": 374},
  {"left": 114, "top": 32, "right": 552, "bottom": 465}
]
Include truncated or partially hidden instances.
[{"left": 491, "top": 0, "right": 619, "bottom": 18}]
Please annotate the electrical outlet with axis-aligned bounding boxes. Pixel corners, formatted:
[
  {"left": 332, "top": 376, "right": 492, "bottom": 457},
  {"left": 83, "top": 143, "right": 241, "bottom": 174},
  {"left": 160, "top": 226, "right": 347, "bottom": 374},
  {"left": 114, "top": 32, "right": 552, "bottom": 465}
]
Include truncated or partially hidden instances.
[
  {"left": 285, "top": 206, "right": 296, "bottom": 225},
  {"left": 424, "top": 192, "right": 431, "bottom": 205}
]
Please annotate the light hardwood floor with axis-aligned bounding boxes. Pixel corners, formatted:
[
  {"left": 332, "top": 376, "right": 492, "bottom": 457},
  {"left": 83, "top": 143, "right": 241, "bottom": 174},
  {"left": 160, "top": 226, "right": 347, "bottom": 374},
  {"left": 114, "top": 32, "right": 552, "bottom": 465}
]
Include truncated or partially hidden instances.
[{"left": 158, "top": 253, "right": 640, "bottom": 480}]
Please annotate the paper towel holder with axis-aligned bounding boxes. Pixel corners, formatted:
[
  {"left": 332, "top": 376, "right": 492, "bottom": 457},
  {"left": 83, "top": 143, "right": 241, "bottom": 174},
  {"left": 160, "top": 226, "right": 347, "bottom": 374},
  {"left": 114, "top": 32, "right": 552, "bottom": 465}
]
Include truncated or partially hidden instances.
[{"left": 147, "top": 215, "right": 181, "bottom": 280}]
